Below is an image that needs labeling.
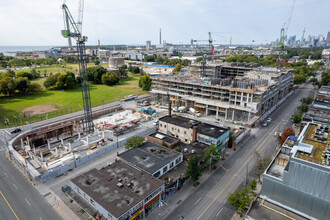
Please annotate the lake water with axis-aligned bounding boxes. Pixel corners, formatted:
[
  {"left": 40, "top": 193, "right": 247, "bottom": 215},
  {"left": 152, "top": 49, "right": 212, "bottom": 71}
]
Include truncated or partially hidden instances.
[{"left": 0, "top": 46, "right": 60, "bottom": 56}]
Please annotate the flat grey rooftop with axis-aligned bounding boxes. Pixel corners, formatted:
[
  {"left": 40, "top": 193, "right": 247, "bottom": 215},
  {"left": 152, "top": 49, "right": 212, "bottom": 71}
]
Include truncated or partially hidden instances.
[
  {"left": 148, "top": 132, "right": 179, "bottom": 145},
  {"left": 159, "top": 115, "right": 229, "bottom": 138},
  {"left": 71, "top": 160, "right": 163, "bottom": 218},
  {"left": 118, "top": 141, "right": 182, "bottom": 175}
]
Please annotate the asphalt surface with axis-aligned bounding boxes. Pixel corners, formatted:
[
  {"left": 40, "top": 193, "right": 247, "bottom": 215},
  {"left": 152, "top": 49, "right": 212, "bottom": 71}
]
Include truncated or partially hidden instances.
[
  {"left": 165, "top": 84, "right": 314, "bottom": 220},
  {"left": 0, "top": 152, "right": 62, "bottom": 220}
]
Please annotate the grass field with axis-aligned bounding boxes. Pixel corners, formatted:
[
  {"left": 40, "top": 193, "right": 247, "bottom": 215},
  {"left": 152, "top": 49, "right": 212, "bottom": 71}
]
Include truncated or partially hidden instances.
[{"left": 0, "top": 73, "right": 147, "bottom": 128}]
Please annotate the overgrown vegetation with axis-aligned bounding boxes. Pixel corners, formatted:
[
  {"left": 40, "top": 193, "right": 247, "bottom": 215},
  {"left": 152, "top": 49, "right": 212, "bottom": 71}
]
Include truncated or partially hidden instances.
[
  {"left": 186, "top": 155, "right": 201, "bottom": 182},
  {"left": 254, "top": 151, "right": 272, "bottom": 182},
  {"left": 125, "top": 136, "right": 145, "bottom": 149}
]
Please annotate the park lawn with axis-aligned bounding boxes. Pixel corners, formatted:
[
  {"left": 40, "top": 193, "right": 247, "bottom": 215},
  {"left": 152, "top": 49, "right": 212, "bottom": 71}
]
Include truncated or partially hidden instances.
[{"left": 0, "top": 74, "right": 147, "bottom": 127}]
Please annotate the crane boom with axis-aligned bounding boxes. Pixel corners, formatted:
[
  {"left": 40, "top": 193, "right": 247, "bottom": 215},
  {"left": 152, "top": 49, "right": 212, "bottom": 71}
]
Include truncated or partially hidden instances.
[{"left": 61, "top": 3, "right": 93, "bottom": 133}]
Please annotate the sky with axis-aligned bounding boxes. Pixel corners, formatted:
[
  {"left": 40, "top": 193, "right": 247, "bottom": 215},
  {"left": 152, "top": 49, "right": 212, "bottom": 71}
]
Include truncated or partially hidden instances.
[{"left": 0, "top": 0, "right": 329, "bottom": 46}]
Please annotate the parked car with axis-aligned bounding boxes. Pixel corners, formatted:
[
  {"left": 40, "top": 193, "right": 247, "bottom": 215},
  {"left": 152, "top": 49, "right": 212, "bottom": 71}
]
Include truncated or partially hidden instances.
[
  {"left": 11, "top": 128, "right": 22, "bottom": 134},
  {"left": 267, "top": 118, "right": 272, "bottom": 123},
  {"left": 61, "top": 185, "right": 71, "bottom": 193},
  {"left": 262, "top": 121, "right": 268, "bottom": 127}
]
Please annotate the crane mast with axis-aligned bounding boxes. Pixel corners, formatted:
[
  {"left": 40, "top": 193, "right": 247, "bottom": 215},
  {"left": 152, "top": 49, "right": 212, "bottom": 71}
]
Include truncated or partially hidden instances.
[{"left": 61, "top": 2, "right": 94, "bottom": 133}]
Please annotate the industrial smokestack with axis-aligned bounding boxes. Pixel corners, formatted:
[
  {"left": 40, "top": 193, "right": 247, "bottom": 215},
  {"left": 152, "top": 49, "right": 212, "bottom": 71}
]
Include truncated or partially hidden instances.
[{"left": 159, "top": 28, "right": 162, "bottom": 45}]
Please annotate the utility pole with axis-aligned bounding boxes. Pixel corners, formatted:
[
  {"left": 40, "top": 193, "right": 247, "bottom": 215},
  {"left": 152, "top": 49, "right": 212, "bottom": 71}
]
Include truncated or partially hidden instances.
[{"left": 246, "top": 163, "right": 248, "bottom": 187}]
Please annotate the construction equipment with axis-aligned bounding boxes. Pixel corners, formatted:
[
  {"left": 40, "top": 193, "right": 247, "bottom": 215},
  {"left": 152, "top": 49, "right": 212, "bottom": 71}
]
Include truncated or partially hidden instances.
[
  {"left": 191, "top": 32, "right": 215, "bottom": 54},
  {"left": 61, "top": 1, "right": 94, "bottom": 133},
  {"left": 278, "top": 0, "right": 296, "bottom": 48}
]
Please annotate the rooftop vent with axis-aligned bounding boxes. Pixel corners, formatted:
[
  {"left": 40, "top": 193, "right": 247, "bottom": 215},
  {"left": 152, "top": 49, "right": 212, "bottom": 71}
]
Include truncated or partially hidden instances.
[
  {"left": 118, "top": 178, "right": 122, "bottom": 182},
  {"left": 220, "top": 129, "right": 224, "bottom": 132},
  {"left": 126, "top": 183, "right": 131, "bottom": 187},
  {"left": 117, "top": 183, "right": 123, "bottom": 188},
  {"left": 135, "top": 190, "right": 140, "bottom": 194},
  {"left": 85, "top": 178, "right": 94, "bottom": 185},
  {"left": 183, "top": 148, "right": 188, "bottom": 153},
  {"left": 155, "top": 133, "right": 165, "bottom": 139},
  {"left": 191, "top": 150, "right": 195, "bottom": 154}
]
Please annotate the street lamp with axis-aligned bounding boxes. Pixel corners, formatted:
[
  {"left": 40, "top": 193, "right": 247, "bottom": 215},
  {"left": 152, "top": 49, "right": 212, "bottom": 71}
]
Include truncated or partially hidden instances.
[{"left": 13, "top": 115, "right": 17, "bottom": 128}]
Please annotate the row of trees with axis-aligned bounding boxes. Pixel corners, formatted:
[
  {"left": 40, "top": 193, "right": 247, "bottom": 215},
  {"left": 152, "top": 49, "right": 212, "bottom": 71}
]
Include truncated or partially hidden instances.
[
  {"left": 0, "top": 55, "right": 56, "bottom": 68},
  {"left": 43, "top": 72, "right": 78, "bottom": 90},
  {"left": 292, "top": 97, "right": 314, "bottom": 124},
  {"left": 143, "top": 56, "right": 191, "bottom": 67},
  {"left": 0, "top": 70, "right": 42, "bottom": 96}
]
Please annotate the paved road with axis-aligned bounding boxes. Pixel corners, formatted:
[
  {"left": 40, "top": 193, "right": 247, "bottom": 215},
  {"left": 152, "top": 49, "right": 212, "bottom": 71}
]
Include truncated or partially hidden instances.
[
  {"left": 165, "top": 84, "right": 314, "bottom": 220},
  {"left": 0, "top": 153, "right": 62, "bottom": 220}
]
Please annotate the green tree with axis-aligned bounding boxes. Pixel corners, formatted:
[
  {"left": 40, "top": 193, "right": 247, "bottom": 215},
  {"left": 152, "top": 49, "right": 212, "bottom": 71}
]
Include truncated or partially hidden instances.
[
  {"left": 118, "top": 64, "right": 128, "bottom": 78},
  {"left": 156, "top": 56, "right": 165, "bottom": 64},
  {"left": 186, "top": 155, "right": 201, "bottom": 182},
  {"left": 125, "top": 136, "right": 145, "bottom": 149},
  {"left": 292, "top": 113, "right": 302, "bottom": 124},
  {"left": 254, "top": 151, "right": 272, "bottom": 182},
  {"left": 174, "top": 63, "right": 182, "bottom": 74},
  {"left": 294, "top": 74, "right": 306, "bottom": 84},
  {"left": 94, "top": 60, "right": 100, "bottom": 65},
  {"left": 0, "top": 77, "right": 15, "bottom": 96},
  {"left": 87, "top": 66, "right": 106, "bottom": 84},
  {"left": 101, "top": 72, "right": 119, "bottom": 86},
  {"left": 228, "top": 187, "right": 253, "bottom": 215},
  {"left": 26, "top": 82, "right": 43, "bottom": 94},
  {"left": 228, "top": 131, "right": 236, "bottom": 148},
  {"left": 15, "top": 77, "right": 29, "bottom": 93},
  {"left": 30, "top": 68, "right": 40, "bottom": 79},
  {"left": 140, "top": 75, "right": 152, "bottom": 91},
  {"left": 310, "top": 77, "right": 318, "bottom": 85},
  {"left": 204, "top": 144, "right": 221, "bottom": 168},
  {"left": 144, "top": 56, "right": 155, "bottom": 62},
  {"left": 43, "top": 74, "right": 59, "bottom": 89}
]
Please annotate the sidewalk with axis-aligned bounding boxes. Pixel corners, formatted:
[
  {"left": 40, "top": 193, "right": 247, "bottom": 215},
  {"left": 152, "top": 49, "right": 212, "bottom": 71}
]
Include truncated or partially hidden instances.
[{"left": 147, "top": 146, "right": 238, "bottom": 220}]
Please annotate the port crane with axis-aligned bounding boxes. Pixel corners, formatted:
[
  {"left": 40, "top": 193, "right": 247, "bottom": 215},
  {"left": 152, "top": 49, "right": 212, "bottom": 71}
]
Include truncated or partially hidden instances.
[{"left": 61, "top": 0, "right": 94, "bottom": 133}]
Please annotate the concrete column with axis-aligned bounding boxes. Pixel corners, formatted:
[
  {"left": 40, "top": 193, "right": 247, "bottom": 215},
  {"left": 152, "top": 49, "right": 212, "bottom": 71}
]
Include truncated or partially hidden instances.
[
  {"left": 47, "top": 139, "right": 51, "bottom": 150},
  {"left": 248, "top": 111, "right": 251, "bottom": 122},
  {"left": 26, "top": 136, "right": 30, "bottom": 147},
  {"left": 55, "top": 148, "right": 58, "bottom": 156},
  {"left": 61, "top": 139, "right": 64, "bottom": 145},
  {"left": 232, "top": 109, "right": 235, "bottom": 121},
  {"left": 216, "top": 106, "right": 219, "bottom": 118},
  {"left": 69, "top": 143, "right": 72, "bottom": 152},
  {"left": 21, "top": 138, "right": 24, "bottom": 147},
  {"left": 225, "top": 109, "right": 228, "bottom": 120},
  {"left": 33, "top": 145, "right": 36, "bottom": 154},
  {"left": 205, "top": 105, "right": 208, "bottom": 116},
  {"left": 102, "top": 131, "right": 105, "bottom": 139},
  {"left": 40, "top": 150, "right": 43, "bottom": 161},
  {"left": 78, "top": 132, "right": 81, "bottom": 140},
  {"left": 86, "top": 136, "right": 89, "bottom": 146}
]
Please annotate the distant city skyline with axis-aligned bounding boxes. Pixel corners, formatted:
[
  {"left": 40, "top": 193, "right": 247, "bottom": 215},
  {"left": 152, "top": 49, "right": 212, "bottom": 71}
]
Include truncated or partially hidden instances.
[{"left": 0, "top": 0, "right": 329, "bottom": 46}]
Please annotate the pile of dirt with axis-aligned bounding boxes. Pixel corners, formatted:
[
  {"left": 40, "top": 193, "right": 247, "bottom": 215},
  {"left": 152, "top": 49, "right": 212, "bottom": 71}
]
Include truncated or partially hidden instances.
[{"left": 21, "top": 105, "right": 57, "bottom": 117}]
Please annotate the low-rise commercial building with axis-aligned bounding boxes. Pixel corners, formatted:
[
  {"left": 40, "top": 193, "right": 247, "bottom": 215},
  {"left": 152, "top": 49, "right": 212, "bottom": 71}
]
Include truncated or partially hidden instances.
[
  {"left": 71, "top": 160, "right": 164, "bottom": 220},
  {"left": 260, "top": 122, "right": 330, "bottom": 220},
  {"left": 158, "top": 115, "right": 230, "bottom": 151},
  {"left": 118, "top": 141, "right": 183, "bottom": 178}
]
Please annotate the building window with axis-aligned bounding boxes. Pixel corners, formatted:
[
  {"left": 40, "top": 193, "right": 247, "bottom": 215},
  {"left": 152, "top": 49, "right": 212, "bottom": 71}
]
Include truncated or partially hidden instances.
[
  {"left": 160, "top": 124, "right": 162, "bottom": 127},
  {"left": 163, "top": 166, "right": 168, "bottom": 173},
  {"left": 184, "top": 131, "right": 186, "bottom": 135},
  {"left": 164, "top": 125, "right": 166, "bottom": 128},
  {"left": 178, "top": 129, "right": 180, "bottom": 133},
  {"left": 175, "top": 157, "right": 181, "bottom": 164},
  {"left": 172, "top": 127, "right": 174, "bottom": 131},
  {"left": 77, "top": 188, "right": 81, "bottom": 194},
  {"left": 169, "top": 162, "right": 174, "bottom": 169},
  {"left": 154, "top": 171, "right": 161, "bottom": 178}
]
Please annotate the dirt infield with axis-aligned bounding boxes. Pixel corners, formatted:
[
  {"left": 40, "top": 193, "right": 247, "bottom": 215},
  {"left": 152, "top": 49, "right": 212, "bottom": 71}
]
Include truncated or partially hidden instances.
[{"left": 21, "top": 105, "right": 57, "bottom": 117}]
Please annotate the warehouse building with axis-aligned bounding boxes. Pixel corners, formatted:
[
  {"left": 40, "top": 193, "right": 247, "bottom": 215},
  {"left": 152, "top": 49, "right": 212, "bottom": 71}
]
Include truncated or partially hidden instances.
[
  {"left": 151, "top": 67, "right": 294, "bottom": 122},
  {"left": 260, "top": 122, "right": 330, "bottom": 220},
  {"left": 118, "top": 141, "right": 183, "bottom": 178},
  {"left": 71, "top": 160, "right": 164, "bottom": 220}
]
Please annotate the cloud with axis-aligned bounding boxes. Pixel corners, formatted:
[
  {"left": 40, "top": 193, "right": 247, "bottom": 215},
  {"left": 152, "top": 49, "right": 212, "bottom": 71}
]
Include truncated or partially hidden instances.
[{"left": 0, "top": 0, "right": 329, "bottom": 46}]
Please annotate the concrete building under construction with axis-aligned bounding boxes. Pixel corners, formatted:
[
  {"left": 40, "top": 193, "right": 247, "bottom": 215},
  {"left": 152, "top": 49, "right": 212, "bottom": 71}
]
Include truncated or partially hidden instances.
[{"left": 151, "top": 66, "right": 294, "bottom": 122}]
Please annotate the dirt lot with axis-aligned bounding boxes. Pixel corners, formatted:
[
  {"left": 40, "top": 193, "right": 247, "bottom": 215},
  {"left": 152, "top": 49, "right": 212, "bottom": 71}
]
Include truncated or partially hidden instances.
[{"left": 22, "top": 105, "right": 57, "bottom": 117}]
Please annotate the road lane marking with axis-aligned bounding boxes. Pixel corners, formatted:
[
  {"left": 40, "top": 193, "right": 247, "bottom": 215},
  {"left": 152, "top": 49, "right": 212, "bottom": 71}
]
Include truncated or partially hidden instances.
[
  {"left": 0, "top": 191, "right": 19, "bottom": 220},
  {"left": 194, "top": 197, "right": 202, "bottom": 206},
  {"left": 196, "top": 123, "right": 280, "bottom": 220},
  {"left": 216, "top": 208, "right": 223, "bottom": 217},
  {"left": 40, "top": 217, "right": 43, "bottom": 220},
  {"left": 25, "top": 198, "right": 31, "bottom": 206},
  {"left": 13, "top": 184, "right": 18, "bottom": 190},
  {"left": 4, "top": 130, "right": 11, "bottom": 135},
  {"left": 4, "top": 172, "right": 8, "bottom": 177}
]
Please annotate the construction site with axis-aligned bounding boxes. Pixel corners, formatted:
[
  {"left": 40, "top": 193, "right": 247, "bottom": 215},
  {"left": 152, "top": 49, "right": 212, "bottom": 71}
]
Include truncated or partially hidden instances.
[{"left": 151, "top": 64, "right": 294, "bottom": 123}]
